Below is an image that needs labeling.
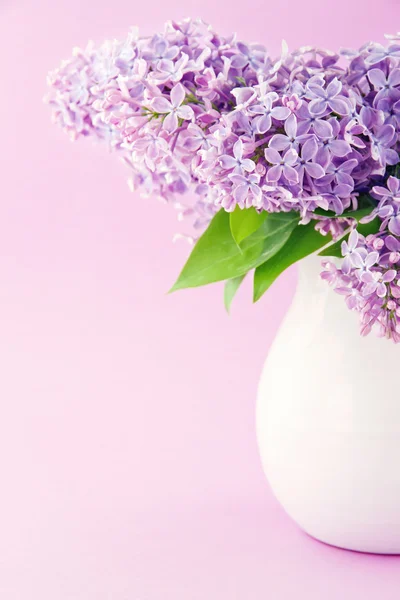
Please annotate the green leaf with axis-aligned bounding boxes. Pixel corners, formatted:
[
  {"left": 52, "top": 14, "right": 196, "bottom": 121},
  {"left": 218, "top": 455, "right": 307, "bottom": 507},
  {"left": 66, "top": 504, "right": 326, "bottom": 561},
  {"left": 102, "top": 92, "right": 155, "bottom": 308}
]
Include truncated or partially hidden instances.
[
  {"left": 229, "top": 206, "right": 268, "bottom": 246},
  {"left": 224, "top": 275, "right": 246, "bottom": 313},
  {"left": 253, "top": 222, "right": 332, "bottom": 302},
  {"left": 319, "top": 218, "right": 381, "bottom": 258},
  {"left": 170, "top": 209, "right": 299, "bottom": 292}
]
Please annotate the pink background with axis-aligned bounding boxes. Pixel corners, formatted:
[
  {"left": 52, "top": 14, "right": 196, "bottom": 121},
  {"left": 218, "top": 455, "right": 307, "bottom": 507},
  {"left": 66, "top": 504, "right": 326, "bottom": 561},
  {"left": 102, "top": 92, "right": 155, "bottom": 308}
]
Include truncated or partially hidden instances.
[{"left": 2, "top": 1, "right": 400, "bottom": 597}]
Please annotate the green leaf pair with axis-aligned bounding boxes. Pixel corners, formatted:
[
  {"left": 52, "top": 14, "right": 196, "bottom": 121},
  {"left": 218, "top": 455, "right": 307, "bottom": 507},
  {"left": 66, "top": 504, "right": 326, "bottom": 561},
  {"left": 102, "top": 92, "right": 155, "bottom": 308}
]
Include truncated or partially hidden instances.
[
  {"left": 170, "top": 202, "right": 381, "bottom": 311},
  {"left": 170, "top": 208, "right": 299, "bottom": 292}
]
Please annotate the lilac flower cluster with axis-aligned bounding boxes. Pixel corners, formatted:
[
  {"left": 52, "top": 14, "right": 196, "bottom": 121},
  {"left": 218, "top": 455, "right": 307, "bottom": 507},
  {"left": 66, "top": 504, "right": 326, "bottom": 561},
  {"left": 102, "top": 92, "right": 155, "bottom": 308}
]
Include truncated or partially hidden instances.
[
  {"left": 47, "top": 19, "right": 276, "bottom": 230},
  {"left": 47, "top": 21, "right": 400, "bottom": 226},
  {"left": 322, "top": 176, "right": 400, "bottom": 341},
  {"left": 318, "top": 33, "right": 400, "bottom": 343},
  {"left": 47, "top": 20, "right": 400, "bottom": 341}
]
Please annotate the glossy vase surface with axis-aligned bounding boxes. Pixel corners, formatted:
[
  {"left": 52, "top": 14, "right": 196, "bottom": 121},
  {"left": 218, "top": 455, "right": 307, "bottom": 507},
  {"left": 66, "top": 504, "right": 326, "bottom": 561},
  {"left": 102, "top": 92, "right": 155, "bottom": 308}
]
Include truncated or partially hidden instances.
[{"left": 257, "top": 255, "right": 400, "bottom": 554}]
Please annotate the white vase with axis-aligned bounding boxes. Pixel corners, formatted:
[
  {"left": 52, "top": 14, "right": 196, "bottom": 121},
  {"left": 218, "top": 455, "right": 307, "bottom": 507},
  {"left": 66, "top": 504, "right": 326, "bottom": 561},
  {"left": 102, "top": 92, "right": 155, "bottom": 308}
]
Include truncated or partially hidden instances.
[{"left": 257, "top": 254, "right": 400, "bottom": 554}]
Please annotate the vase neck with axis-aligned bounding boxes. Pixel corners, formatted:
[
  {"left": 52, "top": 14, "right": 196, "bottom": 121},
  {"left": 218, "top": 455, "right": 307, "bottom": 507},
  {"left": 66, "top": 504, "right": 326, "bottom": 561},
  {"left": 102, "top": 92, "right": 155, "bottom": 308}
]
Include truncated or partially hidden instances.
[{"left": 297, "top": 255, "right": 332, "bottom": 295}]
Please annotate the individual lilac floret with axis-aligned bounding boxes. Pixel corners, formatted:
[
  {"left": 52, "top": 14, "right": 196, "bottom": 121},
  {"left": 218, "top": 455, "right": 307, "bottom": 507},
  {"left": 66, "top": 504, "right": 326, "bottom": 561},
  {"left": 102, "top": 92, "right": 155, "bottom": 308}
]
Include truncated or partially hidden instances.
[
  {"left": 219, "top": 140, "right": 255, "bottom": 174},
  {"left": 341, "top": 229, "right": 362, "bottom": 274},
  {"left": 306, "top": 77, "right": 351, "bottom": 116},
  {"left": 366, "top": 177, "right": 400, "bottom": 236},
  {"left": 151, "top": 83, "right": 194, "bottom": 133},
  {"left": 264, "top": 148, "right": 299, "bottom": 184},
  {"left": 248, "top": 90, "right": 290, "bottom": 134}
]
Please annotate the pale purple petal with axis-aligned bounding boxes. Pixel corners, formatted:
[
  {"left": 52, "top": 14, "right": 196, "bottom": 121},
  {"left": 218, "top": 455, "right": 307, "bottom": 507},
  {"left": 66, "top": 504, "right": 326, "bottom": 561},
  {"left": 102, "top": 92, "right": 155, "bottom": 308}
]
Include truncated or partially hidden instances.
[
  {"left": 348, "top": 229, "right": 359, "bottom": 250},
  {"left": 284, "top": 113, "right": 297, "bottom": 138},
  {"left": 308, "top": 83, "right": 326, "bottom": 98},
  {"left": 351, "top": 252, "right": 365, "bottom": 268},
  {"left": 388, "top": 176, "right": 400, "bottom": 195},
  {"left": 177, "top": 105, "right": 194, "bottom": 120},
  {"left": 271, "top": 106, "right": 291, "bottom": 121},
  {"left": 316, "top": 145, "right": 330, "bottom": 168},
  {"left": 269, "top": 134, "right": 291, "bottom": 151},
  {"left": 341, "top": 255, "right": 351, "bottom": 274},
  {"left": 241, "top": 158, "right": 255, "bottom": 173},
  {"left": 386, "top": 236, "right": 400, "bottom": 252},
  {"left": 266, "top": 165, "right": 283, "bottom": 182},
  {"left": 301, "top": 137, "right": 318, "bottom": 162},
  {"left": 283, "top": 164, "right": 298, "bottom": 183},
  {"left": 170, "top": 83, "right": 186, "bottom": 107},
  {"left": 151, "top": 96, "right": 172, "bottom": 113},
  {"left": 326, "top": 77, "right": 342, "bottom": 98},
  {"left": 230, "top": 54, "right": 248, "bottom": 69},
  {"left": 329, "top": 140, "right": 352, "bottom": 157},
  {"left": 305, "top": 162, "right": 325, "bottom": 178},
  {"left": 265, "top": 147, "right": 281, "bottom": 165},
  {"left": 313, "top": 119, "right": 333, "bottom": 138},
  {"left": 385, "top": 149, "right": 399, "bottom": 165},
  {"left": 376, "top": 282, "right": 387, "bottom": 298},
  {"left": 361, "top": 271, "right": 375, "bottom": 284},
  {"left": 347, "top": 295, "right": 358, "bottom": 309},
  {"left": 309, "top": 98, "right": 328, "bottom": 115},
  {"left": 367, "top": 68, "right": 387, "bottom": 89},
  {"left": 389, "top": 216, "right": 400, "bottom": 236},
  {"left": 233, "top": 139, "right": 243, "bottom": 160},
  {"left": 378, "top": 124, "right": 395, "bottom": 145},
  {"left": 364, "top": 282, "right": 378, "bottom": 295},
  {"left": 163, "top": 111, "right": 178, "bottom": 133},
  {"left": 284, "top": 148, "right": 298, "bottom": 166},
  {"left": 383, "top": 270, "right": 397, "bottom": 283},
  {"left": 228, "top": 173, "right": 247, "bottom": 185},
  {"left": 389, "top": 68, "right": 400, "bottom": 87},
  {"left": 373, "top": 185, "right": 391, "bottom": 197},
  {"left": 329, "top": 98, "right": 351, "bottom": 115},
  {"left": 219, "top": 155, "right": 238, "bottom": 169},
  {"left": 234, "top": 183, "right": 249, "bottom": 204},
  {"left": 379, "top": 206, "right": 394, "bottom": 218},
  {"left": 365, "top": 251, "right": 379, "bottom": 268},
  {"left": 254, "top": 114, "right": 272, "bottom": 134}
]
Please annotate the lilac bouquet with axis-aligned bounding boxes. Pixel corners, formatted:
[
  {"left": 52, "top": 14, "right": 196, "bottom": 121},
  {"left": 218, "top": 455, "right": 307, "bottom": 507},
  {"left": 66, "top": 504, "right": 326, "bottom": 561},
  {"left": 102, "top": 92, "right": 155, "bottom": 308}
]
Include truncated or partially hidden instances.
[{"left": 47, "top": 19, "right": 400, "bottom": 342}]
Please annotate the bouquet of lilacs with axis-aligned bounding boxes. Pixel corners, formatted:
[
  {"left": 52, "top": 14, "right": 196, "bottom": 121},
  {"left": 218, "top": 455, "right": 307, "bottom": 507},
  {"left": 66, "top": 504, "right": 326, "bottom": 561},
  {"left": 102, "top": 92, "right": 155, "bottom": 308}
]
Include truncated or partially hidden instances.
[{"left": 47, "top": 18, "right": 400, "bottom": 342}]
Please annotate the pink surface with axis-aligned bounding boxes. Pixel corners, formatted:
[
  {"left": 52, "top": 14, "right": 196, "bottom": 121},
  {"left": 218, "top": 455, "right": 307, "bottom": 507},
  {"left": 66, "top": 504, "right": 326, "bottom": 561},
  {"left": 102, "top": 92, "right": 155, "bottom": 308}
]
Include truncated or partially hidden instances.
[{"left": 2, "top": 1, "right": 400, "bottom": 597}]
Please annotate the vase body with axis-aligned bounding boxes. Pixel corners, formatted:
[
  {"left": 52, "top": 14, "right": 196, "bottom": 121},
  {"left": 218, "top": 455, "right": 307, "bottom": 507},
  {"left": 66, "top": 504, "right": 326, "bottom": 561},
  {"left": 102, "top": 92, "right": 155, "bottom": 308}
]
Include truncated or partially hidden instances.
[{"left": 257, "top": 255, "right": 400, "bottom": 554}]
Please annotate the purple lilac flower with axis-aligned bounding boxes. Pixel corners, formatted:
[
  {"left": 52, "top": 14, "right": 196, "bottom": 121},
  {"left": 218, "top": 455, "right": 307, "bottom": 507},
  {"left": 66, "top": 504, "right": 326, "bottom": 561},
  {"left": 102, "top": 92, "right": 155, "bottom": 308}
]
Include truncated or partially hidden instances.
[
  {"left": 47, "top": 20, "right": 400, "bottom": 341},
  {"left": 323, "top": 179, "right": 400, "bottom": 341},
  {"left": 264, "top": 148, "right": 299, "bottom": 184},
  {"left": 219, "top": 139, "right": 255, "bottom": 173},
  {"left": 367, "top": 177, "right": 400, "bottom": 235},
  {"left": 47, "top": 21, "right": 400, "bottom": 222},
  {"left": 362, "top": 269, "right": 397, "bottom": 297},
  {"left": 296, "top": 137, "right": 325, "bottom": 184},
  {"left": 370, "top": 124, "right": 398, "bottom": 166},
  {"left": 341, "top": 229, "right": 362, "bottom": 274},
  {"left": 229, "top": 173, "right": 262, "bottom": 207},
  {"left": 295, "top": 104, "right": 334, "bottom": 138},
  {"left": 372, "top": 176, "right": 400, "bottom": 203},
  {"left": 365, "top": 43, "right": 400, "bottom": 65},
  {"left": 306, "top": 77, "right": 351, "bottom": 116},
  {"left": 323, "top": 159, "right": 358, "bottom": 187},
  {"left": 316, "top": 119, "right": 352, "bottom": 167},
  {"left": 368, "top": 68, "right": 400, "bottom": 102},
  {"left": 151, "top": 83, "right": 194, "bottom": 133},
  {"left": 182, "top": 123, "right": 210, "bottom": 151},
  {"left": 268, "top": 114, "right": 310, "bottom": 151},
  {"left": 248, "top": 90, "right": 290, "bottom": 134}
]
